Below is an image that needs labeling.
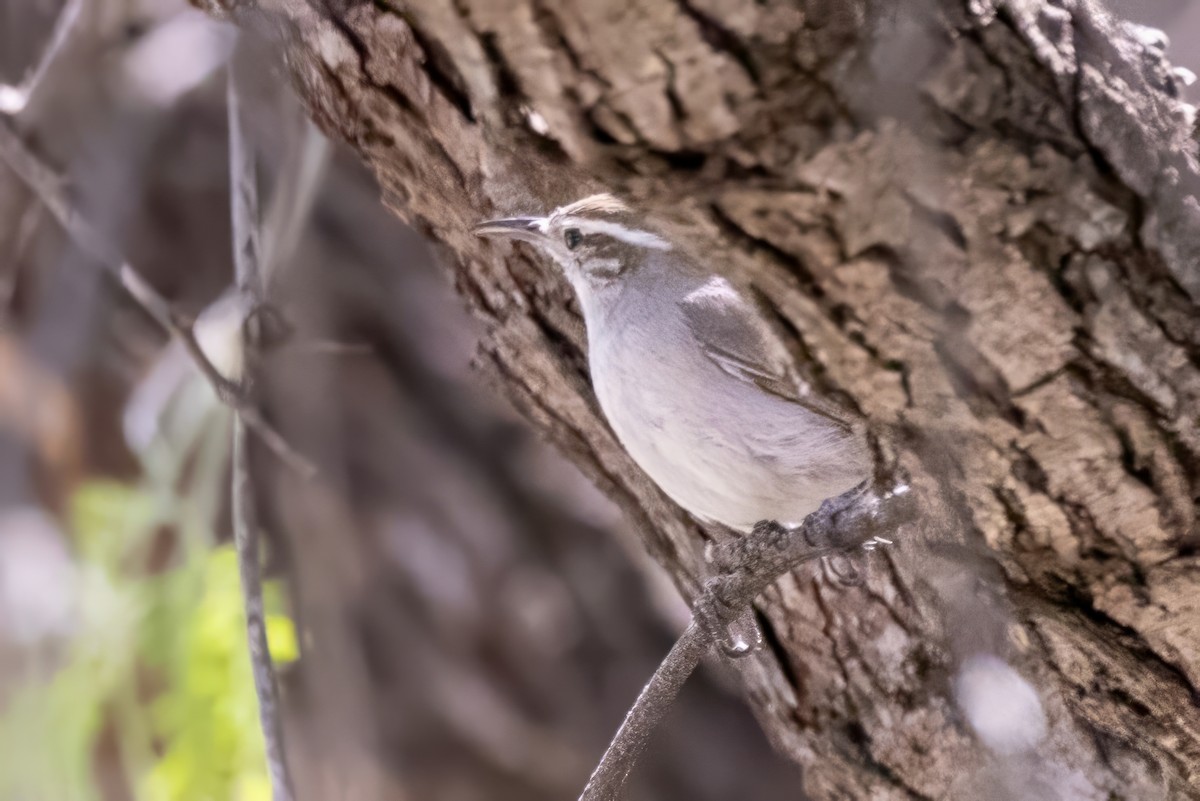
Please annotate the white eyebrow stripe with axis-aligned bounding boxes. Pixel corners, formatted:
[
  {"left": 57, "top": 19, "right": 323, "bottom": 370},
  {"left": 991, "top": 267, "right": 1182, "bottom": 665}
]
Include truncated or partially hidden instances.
[{"left": 571, "top": 218, "right": 673, "bottom": 250}]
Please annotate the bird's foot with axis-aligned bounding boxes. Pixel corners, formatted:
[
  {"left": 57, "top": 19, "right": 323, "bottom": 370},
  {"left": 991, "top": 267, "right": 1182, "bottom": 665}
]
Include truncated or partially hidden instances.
[
  {"left": 696, "top": 479, "right": 916, "bottom": 655},
  {"left": 695, "top": 519, "right": 795, "bottom": 658},
  {"left": 820, "top": 554, "right": 865, "bottom": 587},
  {"left": 819, "top": 534, "right": 893, "bottom": 588},
  {"left": 694, "top": 576, "right": 762, "bottom": 658}
]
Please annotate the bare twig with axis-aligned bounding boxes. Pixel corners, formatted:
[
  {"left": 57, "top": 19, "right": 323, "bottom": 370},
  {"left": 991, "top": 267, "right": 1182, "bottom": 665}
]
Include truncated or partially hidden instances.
[
  {"left": 228, "top": 70, "right": 263, "bottom": 296},
  {"left": 578, "top": 622, "right": 706, "bottom": 801},
  {"left": 578, "top": 479, "right": 917, "bottom": 801},
  {"left": 0, "top": 0, "right": 83, "bottom": 115},
  {"left": 232, "top": 417, "right": 293, "bottom": 801},
  {"left": 0, "top": 116, "right": 316, "bottom": 478},
  {"left": 227, "top": 65, "right": 295, "bottom": 801}
]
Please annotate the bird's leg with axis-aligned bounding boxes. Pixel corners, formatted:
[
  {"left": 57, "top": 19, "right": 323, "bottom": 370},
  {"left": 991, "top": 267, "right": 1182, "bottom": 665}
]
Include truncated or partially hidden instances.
[
  {"left": 820, "top": 553, "right": 865, "bottom": 587},
  {"left": 697, "top": 478, "right": 916, "bottom": 655},
  {"left": 693, "top": 573, "right": 762, "bottom": 658},
  {"left": 695, "top": 517, "right": 822, "bottom": 657},
  {"left": 822, "top": 530, "right": 896, "bottom": 588}
]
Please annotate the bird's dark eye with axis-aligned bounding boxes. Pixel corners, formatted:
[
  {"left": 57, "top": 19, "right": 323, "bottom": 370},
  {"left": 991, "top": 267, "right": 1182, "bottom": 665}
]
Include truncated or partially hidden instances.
[{"left": 564, "top": 228, "right": 583, "bottom": 250}]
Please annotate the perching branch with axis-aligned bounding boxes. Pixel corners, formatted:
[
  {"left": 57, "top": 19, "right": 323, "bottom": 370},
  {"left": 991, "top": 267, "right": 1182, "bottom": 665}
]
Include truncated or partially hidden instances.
[
  {"left": 0, "top": 116, "right": 316, "bottom": 478},
  {"left": 578, "top": 478, "right": 917, "bottom": 801},
  {"left": 578, "top": 622, "right": 706, "bottom": 801},
  {"left": 227, "top": 64, "right": 295, "bottom": 801}
]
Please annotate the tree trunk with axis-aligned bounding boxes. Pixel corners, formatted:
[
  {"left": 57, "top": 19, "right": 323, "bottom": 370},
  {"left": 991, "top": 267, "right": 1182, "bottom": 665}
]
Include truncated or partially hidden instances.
[{"left": 226, "top": 0, "right": 1200, "bottom": 797}]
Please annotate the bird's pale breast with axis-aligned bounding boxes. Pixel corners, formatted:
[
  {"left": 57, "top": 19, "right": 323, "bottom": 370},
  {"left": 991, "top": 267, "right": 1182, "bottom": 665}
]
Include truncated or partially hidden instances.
[{"left": 591, "top": 304, "right": 868, "bottom": 532}]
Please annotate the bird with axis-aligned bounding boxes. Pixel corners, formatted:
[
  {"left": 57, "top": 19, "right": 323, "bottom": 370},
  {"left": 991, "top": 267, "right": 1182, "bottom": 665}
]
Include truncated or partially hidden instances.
[{"left": 474, "top": 193, "right": 872, "bottom": 536}]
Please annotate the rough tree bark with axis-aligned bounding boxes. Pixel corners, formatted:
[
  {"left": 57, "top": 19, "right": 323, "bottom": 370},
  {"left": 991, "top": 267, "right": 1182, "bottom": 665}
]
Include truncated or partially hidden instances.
[{"left": 212, "top": 0, "right": 1200, "bottom": 797}]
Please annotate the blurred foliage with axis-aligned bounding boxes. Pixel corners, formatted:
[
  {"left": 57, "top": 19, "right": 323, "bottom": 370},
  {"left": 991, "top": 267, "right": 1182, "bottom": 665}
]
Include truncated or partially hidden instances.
[{"left": 0, "top": 476, "right": 296, "bottom": 801}]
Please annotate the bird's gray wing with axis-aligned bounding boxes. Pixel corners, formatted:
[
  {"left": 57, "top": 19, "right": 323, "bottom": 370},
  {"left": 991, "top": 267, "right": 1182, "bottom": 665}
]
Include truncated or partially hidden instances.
[{"left": 678, "top": 276, "right": 856, "bottom": 432}]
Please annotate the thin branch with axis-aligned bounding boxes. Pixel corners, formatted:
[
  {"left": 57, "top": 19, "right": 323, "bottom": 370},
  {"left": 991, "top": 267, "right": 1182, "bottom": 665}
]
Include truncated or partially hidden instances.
[
  {"left": 577, "top": 479, "right": 917, "bottom": 801},
  {"left": 0, "top": 0, "right": 83, "bottom": 115},
  {"left": 232, "top": 417, "right": 294, "bottom": 801},
  {"left": 228, "top": 68, "right": 263, "bottom": 295},
  {"left": 578, "top": 622, "right": 706, "bottom": 801},
  {"left": 0, "top": 116, "right": 316, "bottom": 478},
  {"left": 227, "top": 65, "right": 295, "bottom": 801}
]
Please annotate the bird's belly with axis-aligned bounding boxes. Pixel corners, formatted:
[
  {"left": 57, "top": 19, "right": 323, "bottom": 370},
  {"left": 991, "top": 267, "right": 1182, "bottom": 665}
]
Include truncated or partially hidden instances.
[{"left": 594, "top": 364, "right": 865, "bottom": 531}]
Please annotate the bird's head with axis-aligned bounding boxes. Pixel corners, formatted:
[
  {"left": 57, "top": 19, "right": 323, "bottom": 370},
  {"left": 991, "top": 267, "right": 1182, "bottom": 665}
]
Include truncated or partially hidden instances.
[{"left": 473, "top": 194, "right": 673, "bottom": 303}]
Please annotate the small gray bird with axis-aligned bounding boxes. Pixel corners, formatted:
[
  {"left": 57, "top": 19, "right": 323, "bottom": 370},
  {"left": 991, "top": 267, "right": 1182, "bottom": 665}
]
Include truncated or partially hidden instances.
[{"left": 475, "top": 194, "right": 871, "bottom": 535}]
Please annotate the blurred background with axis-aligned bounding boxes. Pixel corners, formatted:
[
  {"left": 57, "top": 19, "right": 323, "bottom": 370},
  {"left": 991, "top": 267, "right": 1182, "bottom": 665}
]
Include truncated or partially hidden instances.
[
  {"left": 0, "top": 1, "right": 804, "bottom": 799},
  {"left": 0, "top": 0, "right": 1194, "bottom": 800}
]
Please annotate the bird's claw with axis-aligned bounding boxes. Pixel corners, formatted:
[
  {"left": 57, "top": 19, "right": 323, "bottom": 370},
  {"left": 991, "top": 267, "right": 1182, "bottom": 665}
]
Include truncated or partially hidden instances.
[
  {"left": 695, "top": 577, "right": 761, "bottom": 659},
  {"left": 818, "top": 533, "right": 894, "bottom": 588},
  {"left": 698, "top": 498, "right": 906, "bottom": 648},
  {"left": 820, "top": 554, "right": 865, "bottom": 587}
]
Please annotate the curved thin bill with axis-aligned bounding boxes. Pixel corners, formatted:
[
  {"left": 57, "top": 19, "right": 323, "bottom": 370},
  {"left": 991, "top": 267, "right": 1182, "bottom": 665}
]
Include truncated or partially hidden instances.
[{"left": 472, "top": 217, "right": 543, "bottom": 241}]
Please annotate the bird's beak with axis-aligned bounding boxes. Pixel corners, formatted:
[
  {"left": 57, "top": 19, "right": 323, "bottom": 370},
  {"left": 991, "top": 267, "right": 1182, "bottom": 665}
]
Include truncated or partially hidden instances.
[{"left": 473, "top": 216, "right": 543, "bottom": 243}]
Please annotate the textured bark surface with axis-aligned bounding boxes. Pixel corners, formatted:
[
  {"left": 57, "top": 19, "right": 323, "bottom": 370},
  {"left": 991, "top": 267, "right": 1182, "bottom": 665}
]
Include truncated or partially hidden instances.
[{"left": 221, "top": 0, "right": 1200, "bottom": 797}]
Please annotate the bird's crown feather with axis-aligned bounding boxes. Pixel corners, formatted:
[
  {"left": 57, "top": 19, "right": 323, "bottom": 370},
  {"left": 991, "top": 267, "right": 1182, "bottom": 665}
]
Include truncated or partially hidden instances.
[{"left": 551, "top": 193, "right": 631, "bottom": 220}]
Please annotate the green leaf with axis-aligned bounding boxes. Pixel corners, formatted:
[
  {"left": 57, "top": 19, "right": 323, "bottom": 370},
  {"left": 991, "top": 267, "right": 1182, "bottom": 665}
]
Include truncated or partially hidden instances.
[{"left": 9, "top": 479, "right": 300, "bottom": 801}]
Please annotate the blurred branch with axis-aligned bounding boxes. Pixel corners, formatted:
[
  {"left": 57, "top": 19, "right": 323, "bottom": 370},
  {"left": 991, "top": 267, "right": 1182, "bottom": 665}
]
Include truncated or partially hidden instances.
[
  {"left": 0, "top": 200, "right": 42, "bottom": 310},
  {"left": 228, "top": 69, "right": 263, "bottom": 295},
  {"left": 0, "top": 116, "right": 316, "bottom": 478},
  {"left": 232, "top": 419, "right": 293, "bottom": 801},
  {"left": 227, "top": 65, "right": 295, "bottom": 801},
  {"left": 262, "top": 116, "right": 330, "bottom": 284},
  {"left": 579, "top": 479, "right": 917, "bottom": 801},
  {"left": 0, "top": 0, "right": 83, "bottom": 115}
]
